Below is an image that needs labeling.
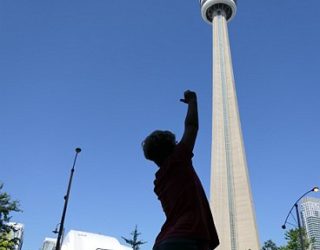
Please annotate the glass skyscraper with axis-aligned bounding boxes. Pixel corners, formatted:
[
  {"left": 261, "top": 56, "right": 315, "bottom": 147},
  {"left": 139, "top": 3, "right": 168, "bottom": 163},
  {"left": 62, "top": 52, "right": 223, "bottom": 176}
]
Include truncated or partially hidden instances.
[
  {"left": 300, "top": 197, "right": 320, "bottom": 250},
  {"left": 7, "top": 222, "right": 24, "bottom": 250}
]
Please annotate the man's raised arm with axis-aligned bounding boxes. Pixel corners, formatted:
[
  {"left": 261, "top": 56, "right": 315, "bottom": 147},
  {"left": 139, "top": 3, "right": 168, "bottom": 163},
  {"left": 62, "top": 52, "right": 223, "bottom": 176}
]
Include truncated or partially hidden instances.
[{"left": 180, "top": 90, "right": 199, "bottom": 152}]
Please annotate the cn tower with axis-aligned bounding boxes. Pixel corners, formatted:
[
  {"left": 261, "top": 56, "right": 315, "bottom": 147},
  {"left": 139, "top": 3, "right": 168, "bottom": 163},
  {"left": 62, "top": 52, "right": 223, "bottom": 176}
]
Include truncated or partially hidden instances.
[{"left": 199, "top": 1, "right": 260, "bottom": 250}]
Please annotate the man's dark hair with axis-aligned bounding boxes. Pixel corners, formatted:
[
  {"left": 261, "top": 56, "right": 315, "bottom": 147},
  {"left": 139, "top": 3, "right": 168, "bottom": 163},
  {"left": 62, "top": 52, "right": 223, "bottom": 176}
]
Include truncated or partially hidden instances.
[{"left": 142, "top": 130, "right": 176, "bottom": 163}]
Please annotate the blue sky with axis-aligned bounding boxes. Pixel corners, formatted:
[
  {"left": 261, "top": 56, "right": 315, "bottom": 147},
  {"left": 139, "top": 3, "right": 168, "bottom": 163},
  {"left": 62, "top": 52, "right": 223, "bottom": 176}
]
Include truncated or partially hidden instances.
[{"left": 1, "top": 0, "right": 320, "bottom": 249}]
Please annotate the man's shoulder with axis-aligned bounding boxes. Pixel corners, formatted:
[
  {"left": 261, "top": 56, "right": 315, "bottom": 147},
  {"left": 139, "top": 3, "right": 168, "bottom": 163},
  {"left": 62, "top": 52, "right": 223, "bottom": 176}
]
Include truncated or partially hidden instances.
[{"left": 175, "top": 142, "right": 194, "bottom": 158}]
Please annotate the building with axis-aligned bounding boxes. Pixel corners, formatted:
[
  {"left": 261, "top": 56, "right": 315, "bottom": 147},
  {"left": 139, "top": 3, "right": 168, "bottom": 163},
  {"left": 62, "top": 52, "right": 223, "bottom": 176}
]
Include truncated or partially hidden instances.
[
  {"left": 6, "top": 222, "right": 24, "bottom": 250},
  {"left": 300, "top": 197, "right": 320, "bottom": 250},
  {"left": 2, "top": 222, "right": 24, "bottom": 250},
  {"left": 199, "top": 1, "right": 260, "bottom": 250},
  {"left": 41, "top": 237, "right": 56, "bottom": 250},
  {"left": 42, "top": 230, "right": 132, "bottom": 250}
]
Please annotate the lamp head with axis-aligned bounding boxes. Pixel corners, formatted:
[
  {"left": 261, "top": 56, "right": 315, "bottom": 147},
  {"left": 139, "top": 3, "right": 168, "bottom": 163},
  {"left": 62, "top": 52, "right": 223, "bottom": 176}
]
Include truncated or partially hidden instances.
[
  {"left": 75, "top": 148, "right": 82, "bottom": 153},
  {"left": 52, "top": 224, "right": 59, "bottom": 234},
  {"left": 313, "top": 187, "right": 319, "bottom": 192},
  {"left": 282, "top": 225, "right": 286, "bottom": 229}
]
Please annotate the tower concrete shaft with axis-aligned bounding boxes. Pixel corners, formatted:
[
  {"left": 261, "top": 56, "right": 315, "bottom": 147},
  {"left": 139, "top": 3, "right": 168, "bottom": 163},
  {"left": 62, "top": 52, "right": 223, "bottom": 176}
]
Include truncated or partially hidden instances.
[{"left": 205, "top": 5, "right": 260, "bottom": 250}]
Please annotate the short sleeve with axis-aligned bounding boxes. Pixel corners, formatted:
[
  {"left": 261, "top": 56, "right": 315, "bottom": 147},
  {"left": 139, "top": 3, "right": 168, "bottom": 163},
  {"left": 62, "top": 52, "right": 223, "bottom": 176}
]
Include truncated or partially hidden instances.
[{"left": 173, "top": 142, "right": 194, "bottom": 161}]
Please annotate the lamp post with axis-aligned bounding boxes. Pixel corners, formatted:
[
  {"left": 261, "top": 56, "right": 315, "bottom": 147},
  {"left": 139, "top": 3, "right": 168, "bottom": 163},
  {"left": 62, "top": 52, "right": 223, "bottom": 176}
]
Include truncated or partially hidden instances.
[
  {"left": 282, "top": 186, "right": 319, "bottom": 250},
  {"left": 52, "top": 223, "right": 64, "bottom": 246},
  {"left": 55, "top": 148, "right": 82, "bottom": 250}
]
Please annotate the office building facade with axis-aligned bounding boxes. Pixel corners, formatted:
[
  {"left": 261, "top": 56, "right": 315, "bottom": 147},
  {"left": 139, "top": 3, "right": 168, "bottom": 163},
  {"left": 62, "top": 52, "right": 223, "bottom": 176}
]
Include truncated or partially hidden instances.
[
  {"left": 300, "top": 197, "right": 320, "bottom": 250},
  {"left": 41, "top": 237, "right": 57, "bottom": 250}
]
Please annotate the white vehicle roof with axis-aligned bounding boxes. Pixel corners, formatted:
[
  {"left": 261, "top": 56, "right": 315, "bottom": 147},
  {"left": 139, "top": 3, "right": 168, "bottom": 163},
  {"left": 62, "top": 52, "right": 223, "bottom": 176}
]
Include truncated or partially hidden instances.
[{"left": 61, "top": 230, "right": 132, "bottom": 250}]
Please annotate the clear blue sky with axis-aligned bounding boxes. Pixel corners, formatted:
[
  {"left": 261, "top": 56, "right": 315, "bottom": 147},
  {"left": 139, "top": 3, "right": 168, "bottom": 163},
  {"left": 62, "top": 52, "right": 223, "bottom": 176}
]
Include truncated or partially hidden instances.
[{"left": 1, "top": 1, "right": 320, "bottom": 249}]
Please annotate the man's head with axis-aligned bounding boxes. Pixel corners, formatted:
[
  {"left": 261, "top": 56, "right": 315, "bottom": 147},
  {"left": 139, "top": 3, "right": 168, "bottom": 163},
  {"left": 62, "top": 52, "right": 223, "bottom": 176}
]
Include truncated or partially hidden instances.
[{"left": 142, "top": 130, "right": 176, "bottom": 165}]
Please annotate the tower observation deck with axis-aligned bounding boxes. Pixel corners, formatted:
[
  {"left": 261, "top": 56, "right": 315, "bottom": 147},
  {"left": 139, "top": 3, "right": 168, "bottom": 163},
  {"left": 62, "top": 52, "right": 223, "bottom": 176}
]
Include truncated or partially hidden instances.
[
  {"left": 199, "top": 1, "right": 260, "bottom": 250},
  {"left": 201, "top": 0, "right": 237, "bottom": 23}
]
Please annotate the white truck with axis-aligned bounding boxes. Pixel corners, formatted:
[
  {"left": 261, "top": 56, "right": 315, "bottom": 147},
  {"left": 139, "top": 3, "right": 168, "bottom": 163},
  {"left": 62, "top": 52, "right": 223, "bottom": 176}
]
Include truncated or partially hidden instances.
[{"left": 60, "top": 230, "right": 132, "bottom": 250}]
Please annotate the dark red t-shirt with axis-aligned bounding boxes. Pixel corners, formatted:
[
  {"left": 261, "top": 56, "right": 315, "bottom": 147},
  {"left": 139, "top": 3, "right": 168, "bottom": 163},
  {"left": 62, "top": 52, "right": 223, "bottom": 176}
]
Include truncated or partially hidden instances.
[{"left": 153, "top": 142, "right": 219, "bottom": 250}]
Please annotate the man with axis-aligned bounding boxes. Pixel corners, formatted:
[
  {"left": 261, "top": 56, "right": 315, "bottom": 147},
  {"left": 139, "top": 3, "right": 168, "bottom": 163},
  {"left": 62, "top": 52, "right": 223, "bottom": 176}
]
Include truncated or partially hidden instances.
[{"left": 142, "top": 90, "right": 219, "bottom": 250}]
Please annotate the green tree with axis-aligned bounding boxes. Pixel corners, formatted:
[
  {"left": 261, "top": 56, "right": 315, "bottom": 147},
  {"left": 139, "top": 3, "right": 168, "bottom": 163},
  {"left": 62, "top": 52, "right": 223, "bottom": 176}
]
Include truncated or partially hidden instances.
[
  {"left": 262, "top": 228, "right": 314, "bottom": 250},
  {"left": 282, "top": 228, "right": 313, "bottom": 250},
  {"left": 0, "top": 183, "right": 21, "bottom": 250},
  {"left": 261, "top": 239, "right": 281, "bottom": 250},
  {"left": 122, "top": 225, "right": 146, "bottom": 250}
]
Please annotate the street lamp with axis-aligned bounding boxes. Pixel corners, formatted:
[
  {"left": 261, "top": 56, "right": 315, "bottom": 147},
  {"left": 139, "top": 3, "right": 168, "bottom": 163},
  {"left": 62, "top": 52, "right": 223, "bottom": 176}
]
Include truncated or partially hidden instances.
[
  {"left": 281, "top": 186, "right": 319, "bottom": 250},
  {"left": 55, "top": 148, "right": 82, "bottom": 250},
  {"left": 52, "top": 223, "right": 64, "bottom": 245},
  {"left": 52, "top": 223, "right": 60, "bottom": 234}
]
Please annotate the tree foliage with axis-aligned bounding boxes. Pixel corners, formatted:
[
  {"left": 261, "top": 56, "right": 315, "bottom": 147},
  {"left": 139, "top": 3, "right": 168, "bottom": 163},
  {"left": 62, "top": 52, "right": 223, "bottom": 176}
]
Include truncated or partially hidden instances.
[
  {"left": 0, "top": 183, "right": 21, "bottom": 250},
  {"left": 282, "top": 228, "right": 313, "bottom": 250},
  {"left": 261, "top": 228, "right": 314, "bottom": 250},
  {"left": 122, "top": 225, "right": 146, "bottom": 250},
  {"left": 261, "top": 239, "right": 281, "bottom": 250}
]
